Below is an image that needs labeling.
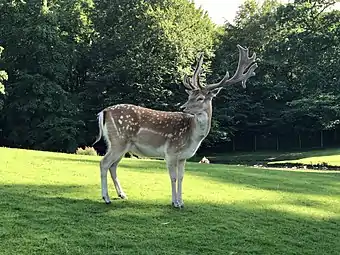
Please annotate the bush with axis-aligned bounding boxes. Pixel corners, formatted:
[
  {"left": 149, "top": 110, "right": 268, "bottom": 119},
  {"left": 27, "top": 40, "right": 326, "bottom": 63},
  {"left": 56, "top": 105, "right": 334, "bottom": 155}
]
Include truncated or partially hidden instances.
[{"left": 75, "top": 146, "right": 98, "bottom": 156}]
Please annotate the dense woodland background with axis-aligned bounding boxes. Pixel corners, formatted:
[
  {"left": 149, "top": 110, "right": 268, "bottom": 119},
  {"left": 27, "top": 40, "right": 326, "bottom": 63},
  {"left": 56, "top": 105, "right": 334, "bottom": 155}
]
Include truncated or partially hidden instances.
[{"left": 0, "top": 0, "right": 339, "bottom": 154}]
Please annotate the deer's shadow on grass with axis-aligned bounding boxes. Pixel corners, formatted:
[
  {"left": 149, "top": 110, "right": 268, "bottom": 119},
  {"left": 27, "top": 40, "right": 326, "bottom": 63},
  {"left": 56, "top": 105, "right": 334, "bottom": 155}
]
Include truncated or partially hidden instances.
[{"left": 0, "top": 184, "right": 339, "bottom": 255}]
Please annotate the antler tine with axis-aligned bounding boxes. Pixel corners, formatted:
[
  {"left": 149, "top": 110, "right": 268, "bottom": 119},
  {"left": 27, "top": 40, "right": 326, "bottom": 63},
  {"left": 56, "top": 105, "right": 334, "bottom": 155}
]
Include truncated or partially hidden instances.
[
  {"left": 241, "top": 59, "right": 258, "bottom": 88},
  {"left": 182, "top": 52, "right": 205, "bottom": 91},
  {"left": 191, "top": 52, "right": 204, "bottom": 90},
  {"left": 182, "top": 74, "right": 195, "bottom": 90},
  {"left": 197, "top": 62, "right": 207, "bottom": 89},
  {"left": 205, "top": 44, "right": 258, "bottom": 90}
]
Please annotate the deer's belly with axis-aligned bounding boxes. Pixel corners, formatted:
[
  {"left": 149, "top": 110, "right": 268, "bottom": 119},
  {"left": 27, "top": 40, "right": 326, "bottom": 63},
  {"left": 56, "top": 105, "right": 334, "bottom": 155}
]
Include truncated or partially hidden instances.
[
  {"left": 179, "top": 141, "right": 202, "bottom": 159},
  {"left": 130, "top": 143, "right": 165, "bottom": 158},
  {"left": 129, "top": 129, "right": 170, "bottom": 158}
]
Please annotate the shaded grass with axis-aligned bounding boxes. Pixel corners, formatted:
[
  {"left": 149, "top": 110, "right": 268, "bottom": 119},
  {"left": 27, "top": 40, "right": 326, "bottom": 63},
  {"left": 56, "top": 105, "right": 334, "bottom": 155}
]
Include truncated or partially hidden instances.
[
  {"left": 0, "top": 147, "right": 340, "bottom": 255},
  {"left": 195, "top": 148, "right": 340, "bottom": 166},
  {"left": 269, "top": 153, "right": 340, "bottom": 166}
]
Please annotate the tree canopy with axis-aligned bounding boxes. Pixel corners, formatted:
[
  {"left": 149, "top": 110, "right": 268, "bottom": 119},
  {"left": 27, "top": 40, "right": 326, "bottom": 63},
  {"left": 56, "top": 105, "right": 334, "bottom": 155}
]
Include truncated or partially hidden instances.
[{"left": 0, "top": 0, "right": 339, "bottom": 153}]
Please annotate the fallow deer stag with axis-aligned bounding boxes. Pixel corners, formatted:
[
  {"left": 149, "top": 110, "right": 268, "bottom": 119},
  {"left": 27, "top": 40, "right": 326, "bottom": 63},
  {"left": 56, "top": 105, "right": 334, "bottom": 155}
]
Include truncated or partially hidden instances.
[{"left": 93, "top": 45, "right": 258, "bottom": 208}]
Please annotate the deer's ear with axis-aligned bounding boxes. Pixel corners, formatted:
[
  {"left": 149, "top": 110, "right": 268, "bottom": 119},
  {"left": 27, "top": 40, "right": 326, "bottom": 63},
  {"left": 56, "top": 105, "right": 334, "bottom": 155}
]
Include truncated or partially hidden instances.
[{"left": 208, "top": 88, "right": 222, "bottom": 97}]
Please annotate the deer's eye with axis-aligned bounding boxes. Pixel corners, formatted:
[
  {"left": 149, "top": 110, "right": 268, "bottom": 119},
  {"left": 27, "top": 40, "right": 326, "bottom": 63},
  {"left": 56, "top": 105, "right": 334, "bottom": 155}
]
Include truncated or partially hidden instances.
[{"left": 197, "top": 97, "right": 204, "bottom": 102}]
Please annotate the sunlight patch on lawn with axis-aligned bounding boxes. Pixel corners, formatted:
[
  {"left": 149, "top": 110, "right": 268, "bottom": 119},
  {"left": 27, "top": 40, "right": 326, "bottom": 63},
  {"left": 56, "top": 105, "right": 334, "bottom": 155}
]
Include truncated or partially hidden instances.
[
  {"left": 272, "top": 154, "right": 340, "bottom": 166},
  {"left": 266, "top": 203, "right": 339, "bottom": 219}
]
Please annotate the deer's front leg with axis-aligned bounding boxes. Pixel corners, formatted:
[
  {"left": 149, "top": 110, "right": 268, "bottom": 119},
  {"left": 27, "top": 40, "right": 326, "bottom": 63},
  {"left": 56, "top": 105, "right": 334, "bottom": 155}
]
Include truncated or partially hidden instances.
[
  {"left": 166, "top": 159, "right": 179, "bottom": 207},
  {"left": 177, "top": 159, "right": 186, "bottom": 208}
]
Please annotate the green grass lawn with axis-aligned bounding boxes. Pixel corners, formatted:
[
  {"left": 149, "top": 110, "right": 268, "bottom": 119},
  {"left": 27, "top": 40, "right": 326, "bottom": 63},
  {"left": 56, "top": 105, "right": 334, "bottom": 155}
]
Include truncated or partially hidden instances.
[{"left": 1, "top": 147, "right": 340, "bottom": 255}]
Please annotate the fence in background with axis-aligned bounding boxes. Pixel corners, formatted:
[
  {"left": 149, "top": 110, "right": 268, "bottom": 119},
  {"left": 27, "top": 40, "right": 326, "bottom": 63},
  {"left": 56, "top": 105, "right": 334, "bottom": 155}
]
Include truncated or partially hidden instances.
[{"left": 203, "top": 129, "right": 340, "bottom": 153}]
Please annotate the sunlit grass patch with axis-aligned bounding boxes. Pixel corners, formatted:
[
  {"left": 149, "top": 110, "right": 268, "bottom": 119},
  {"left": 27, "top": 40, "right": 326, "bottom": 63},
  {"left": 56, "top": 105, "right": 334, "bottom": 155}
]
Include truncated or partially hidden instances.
[
  {"left": 273, "top": 154, "right": 340, "bottom": 166},
  {"left": 200, "top": 148, "right": 340, "bottom": 166},
  {"left": 0, "top": 147, "right": 339, "bottom": 255}
]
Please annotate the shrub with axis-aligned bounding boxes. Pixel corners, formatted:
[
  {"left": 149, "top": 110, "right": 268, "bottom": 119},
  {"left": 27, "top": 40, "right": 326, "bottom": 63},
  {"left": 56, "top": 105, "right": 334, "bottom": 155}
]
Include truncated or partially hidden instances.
[{"left": 75, "top": 146, "right": 98, "bottom": 156}]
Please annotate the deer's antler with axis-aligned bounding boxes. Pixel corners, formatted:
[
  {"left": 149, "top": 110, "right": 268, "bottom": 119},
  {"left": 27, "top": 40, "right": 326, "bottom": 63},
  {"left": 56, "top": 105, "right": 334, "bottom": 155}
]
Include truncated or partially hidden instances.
[
  {"left": 182, "top": 52, "right": 204, "bottom": 90},
  {"left": 205, "top": 45, "right": 257, "bottom": 90},
  {"left": 183, "top": 45, "right": 257, "bottom": 91}
]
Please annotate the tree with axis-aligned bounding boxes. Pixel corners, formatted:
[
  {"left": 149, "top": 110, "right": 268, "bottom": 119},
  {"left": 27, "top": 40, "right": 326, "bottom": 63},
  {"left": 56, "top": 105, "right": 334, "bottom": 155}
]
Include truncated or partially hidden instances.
[
  {"left": 207, "top": 0, "right": 340, "bottom": 151},
  {"left": 205, "top": 0, "right": 281, "bottom": 149},
  {"left": 81, "top": 0, "right": 219, "bottom": 148},
  {"left": 0, "top": 0, "right": 219, "bottom": 152},
  {"left": 0, "top": 46, "right": 8, "bottom": 116},
  {"left": 0, "top": 0, "right": 92, "bottom": 152},
  {"left": 0, "top": 46, "right": 7, "bottom": 95}
]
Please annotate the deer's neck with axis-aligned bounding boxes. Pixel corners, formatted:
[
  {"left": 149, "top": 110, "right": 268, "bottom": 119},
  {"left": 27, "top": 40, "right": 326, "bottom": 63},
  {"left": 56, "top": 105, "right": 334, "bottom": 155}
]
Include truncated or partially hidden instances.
[
  {"left": 192, "top": 104, "right": 212, "bottom": 140},
  {"left": 175, "top": 105, "right": 212, "bottom": 160}
]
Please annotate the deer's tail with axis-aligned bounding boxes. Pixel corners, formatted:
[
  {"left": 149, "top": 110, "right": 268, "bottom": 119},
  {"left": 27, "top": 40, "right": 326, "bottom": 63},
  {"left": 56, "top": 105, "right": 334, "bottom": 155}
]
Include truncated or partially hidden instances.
[{"left": 92, "top": 111, "right": 104, "bottom": 146}]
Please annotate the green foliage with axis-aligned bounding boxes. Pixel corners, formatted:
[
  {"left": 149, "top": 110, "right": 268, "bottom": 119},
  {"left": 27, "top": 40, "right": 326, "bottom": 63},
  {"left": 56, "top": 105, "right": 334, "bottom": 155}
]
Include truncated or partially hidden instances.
[
  {"left": 75, "top": 146, "right": 98, "bottom": 156},
  {"left": 0, "top": 0, "right": 340, "bottom": 153},
  {"left": 0, "top": 46, "right": 7, "bottom": 113},
  {"left": 0, "top": 46, "right": 7, "bottom": 95},
  {"left": 282, "top": 94, "right": 340, "bottom": 131},
  {"left": 87, "top": 0, "right": 217, "bottom": 109},
  {"left": 0, "top": 0, "right": 91, "bottom": 152},
  {"left": 208, "top": 0, "right": 340, "bottom": 149},
  {"left": 80, "top": 0, "right": 218, "bottom": 146}
]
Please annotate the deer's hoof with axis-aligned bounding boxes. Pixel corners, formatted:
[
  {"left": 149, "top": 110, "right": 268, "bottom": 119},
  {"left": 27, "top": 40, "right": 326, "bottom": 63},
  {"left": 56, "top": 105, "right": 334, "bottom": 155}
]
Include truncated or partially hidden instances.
[
  {"left": 172, "top": 201, "right": 184, "bottom": 209},
  {"left": 118, "top": 193, "right": 127, "bottom": 199},
  {"left": 102, "top": 196, "right": 111, "bottom": 204}
]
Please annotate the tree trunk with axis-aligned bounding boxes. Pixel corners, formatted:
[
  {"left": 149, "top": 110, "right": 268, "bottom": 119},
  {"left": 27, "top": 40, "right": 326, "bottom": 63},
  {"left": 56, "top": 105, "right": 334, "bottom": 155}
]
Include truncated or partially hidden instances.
[
  {"left": 320, "top": 130, "right": 324, "bottom": 148},
  {"left": 254, "top": 135, "right": 257, "bottom": 151},
  {"left": 298, "top": 133, "right": 302, "bottom": 149},
  {"left": 276, "top": 135, "right": 279, "bottom": 151}
]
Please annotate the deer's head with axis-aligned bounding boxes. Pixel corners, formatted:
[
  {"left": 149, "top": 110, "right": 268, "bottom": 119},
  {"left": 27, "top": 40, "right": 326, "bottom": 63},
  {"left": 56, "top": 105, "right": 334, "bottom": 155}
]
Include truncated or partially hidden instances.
[{"left": 180, "top": 45, "right": 258, "bottom": 114}]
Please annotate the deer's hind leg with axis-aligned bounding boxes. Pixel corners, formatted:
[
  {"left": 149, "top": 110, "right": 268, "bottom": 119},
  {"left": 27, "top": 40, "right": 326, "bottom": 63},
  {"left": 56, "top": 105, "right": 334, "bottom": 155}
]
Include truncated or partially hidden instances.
[
  {"left": 109, "top": 156, "right": 127, "bottom": 199},
  {"left": 100, "top": 146, "right": 128, "bottom": 204}
]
